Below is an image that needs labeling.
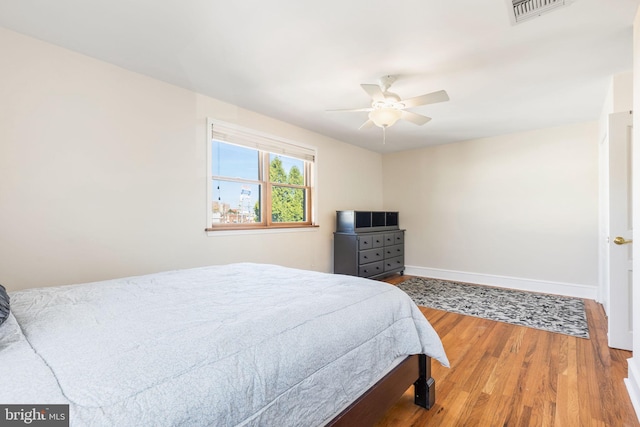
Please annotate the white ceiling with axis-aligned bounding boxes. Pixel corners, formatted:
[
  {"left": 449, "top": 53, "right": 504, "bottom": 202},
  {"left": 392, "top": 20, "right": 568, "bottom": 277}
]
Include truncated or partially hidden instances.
[{"left": 0, "top": 0, "right": 638, "bottom": 153}]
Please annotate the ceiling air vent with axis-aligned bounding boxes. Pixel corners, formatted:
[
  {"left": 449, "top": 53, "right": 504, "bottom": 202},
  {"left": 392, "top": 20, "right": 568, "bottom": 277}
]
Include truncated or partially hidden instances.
[{"left": 507, "top": 0, "right": 573, "bottom": 24}]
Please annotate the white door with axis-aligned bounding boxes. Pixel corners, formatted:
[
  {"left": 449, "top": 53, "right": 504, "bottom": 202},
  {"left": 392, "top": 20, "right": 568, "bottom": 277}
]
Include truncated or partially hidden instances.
[{"left": 607, "top": 111, "right": 634, "bottom": 351}]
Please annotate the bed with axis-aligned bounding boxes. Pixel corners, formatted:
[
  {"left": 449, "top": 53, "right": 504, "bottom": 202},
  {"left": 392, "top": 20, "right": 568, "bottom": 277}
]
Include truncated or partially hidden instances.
[{"left": 0, "top": 263, "right": 448, "bottom": 426}]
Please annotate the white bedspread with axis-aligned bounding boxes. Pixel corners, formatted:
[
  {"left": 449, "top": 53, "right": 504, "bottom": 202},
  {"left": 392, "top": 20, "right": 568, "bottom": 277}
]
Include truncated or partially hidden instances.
[{"left": 0, "top": 263, "right": 448, "bottom": 426}]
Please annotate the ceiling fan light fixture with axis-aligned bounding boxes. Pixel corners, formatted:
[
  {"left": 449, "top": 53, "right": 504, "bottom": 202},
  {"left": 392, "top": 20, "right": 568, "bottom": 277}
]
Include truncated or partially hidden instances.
[{"left": 369, "top": 107, "right": 402, "bottom": 128}]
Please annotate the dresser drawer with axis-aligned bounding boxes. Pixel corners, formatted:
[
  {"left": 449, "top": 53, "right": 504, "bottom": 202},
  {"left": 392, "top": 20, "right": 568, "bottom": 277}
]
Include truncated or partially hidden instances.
[
  {"left": 359, "top": 261, "right": 384, "bottom": 277},
  {"left": 359, "top": 233, "right": 385, "bottom": 249},
  {"left": 384, "top": 231, "right": 404, "bottom": 245},
  {"left": 359, "top": 248, "right": 384, "bottom": 264},
  {"left": 358, "top": 235, "right": 373, "bottom": 250},
  {"left": 384, "top": 244, "right": 404, "bottom": 259},
  {"left": 384, "top": 255, "right": 404, "bottom": 272},
  {"left": 371, "top": 233, "right": 385, "bottom": 248}
]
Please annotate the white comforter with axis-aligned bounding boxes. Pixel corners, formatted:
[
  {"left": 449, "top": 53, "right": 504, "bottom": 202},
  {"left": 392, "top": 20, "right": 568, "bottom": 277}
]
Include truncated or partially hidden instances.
[{"left": 0, "top": 263, "right": 448, "bottom": 426}]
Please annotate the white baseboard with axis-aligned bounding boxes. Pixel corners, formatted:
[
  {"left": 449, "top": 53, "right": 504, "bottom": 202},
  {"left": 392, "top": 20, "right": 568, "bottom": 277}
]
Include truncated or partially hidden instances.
[
  {"left": 625, "top": 357, "right": 640, "bottom": 423},
  {"left": 403, "top": 265, "right": 598, "bottom": 300}
]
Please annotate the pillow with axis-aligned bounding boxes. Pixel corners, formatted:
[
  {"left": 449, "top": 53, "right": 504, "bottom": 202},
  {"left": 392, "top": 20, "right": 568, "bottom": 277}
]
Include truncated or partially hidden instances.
[{"left": 0, "top": 284, "right": 9, "bottom": 327}]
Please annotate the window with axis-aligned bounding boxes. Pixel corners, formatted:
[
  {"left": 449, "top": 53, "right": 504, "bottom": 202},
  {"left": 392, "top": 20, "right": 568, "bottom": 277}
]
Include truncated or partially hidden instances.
[{"left": 206, "top": 119, "right": 316, "bottom": 231}]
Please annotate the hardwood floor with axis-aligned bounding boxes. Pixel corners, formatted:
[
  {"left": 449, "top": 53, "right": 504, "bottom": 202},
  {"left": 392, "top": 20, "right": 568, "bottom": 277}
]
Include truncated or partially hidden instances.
[{"left": 376, "top": 275, "right": 639, "bottom": 426}]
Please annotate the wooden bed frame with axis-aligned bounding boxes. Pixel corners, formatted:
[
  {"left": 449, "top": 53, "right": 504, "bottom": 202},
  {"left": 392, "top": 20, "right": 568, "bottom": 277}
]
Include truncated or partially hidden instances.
[{"left": 327, "top": 354, "right": 435, "bottom": 426}]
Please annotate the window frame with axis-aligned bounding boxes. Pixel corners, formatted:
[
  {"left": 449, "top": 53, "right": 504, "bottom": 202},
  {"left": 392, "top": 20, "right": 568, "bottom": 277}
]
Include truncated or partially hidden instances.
[{"left": 206, "top": 118, "right": 317, "bottom": 233}]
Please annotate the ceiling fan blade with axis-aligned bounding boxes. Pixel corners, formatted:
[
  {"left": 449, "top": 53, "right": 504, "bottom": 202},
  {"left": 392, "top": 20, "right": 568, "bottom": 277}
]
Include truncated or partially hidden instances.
[
  {"left": 326, "top": 107, "right": 373, "bottom": 113},
  {"left": 361, "top": 84, "right": 385, "bottom": 102},
  {"left": 359, "top": 120, "right": 375, "bottom": 130},
  {"left": 401, "top": 110, "right": 432, "bottom": 126},
  {"left": 401, "top": 90, "right": 449, "bottom": 109}
]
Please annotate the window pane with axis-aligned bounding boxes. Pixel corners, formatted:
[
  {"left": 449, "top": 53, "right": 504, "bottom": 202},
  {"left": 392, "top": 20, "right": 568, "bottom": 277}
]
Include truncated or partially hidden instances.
[
  {"left": 212, "top": 180, "right": 261, "bottom": 225},
  {"left": 269, "top": 154, "right": 305, "bottom": 185},
  {"left": 212, "top": 140, "right": 259, "bottom": 180},
  {"left": 271, "top": 186, "right": 306, "bottom": 223}
]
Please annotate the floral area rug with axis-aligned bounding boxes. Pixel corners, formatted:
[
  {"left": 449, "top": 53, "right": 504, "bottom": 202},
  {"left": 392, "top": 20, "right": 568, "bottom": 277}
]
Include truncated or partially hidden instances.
[{"left": 397, "top": 277, "right": 589, "bottom": 339}]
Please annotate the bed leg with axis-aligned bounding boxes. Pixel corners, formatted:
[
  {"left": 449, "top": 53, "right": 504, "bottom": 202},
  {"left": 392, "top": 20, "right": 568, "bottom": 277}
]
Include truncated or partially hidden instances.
[{"left": 414, "top": 354, "right": 436, "bottom": 409}]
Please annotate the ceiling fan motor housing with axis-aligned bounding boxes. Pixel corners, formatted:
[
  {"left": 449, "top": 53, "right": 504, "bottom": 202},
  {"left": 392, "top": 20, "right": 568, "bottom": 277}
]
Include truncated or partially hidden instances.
[{"left": 377, "top": 91, "right": 402, "bottom": 106}]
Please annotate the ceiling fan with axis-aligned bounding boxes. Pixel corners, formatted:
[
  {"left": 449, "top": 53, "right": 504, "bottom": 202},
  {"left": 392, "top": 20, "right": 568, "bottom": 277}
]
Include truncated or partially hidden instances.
[{"left": 328, "top": 75, "right": 449, "bottom": 132}]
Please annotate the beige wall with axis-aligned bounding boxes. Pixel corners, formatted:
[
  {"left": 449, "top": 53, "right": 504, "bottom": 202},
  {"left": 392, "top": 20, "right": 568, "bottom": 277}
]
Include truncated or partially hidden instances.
[
  {"left": 382, "top": 122, "right": 599, "bottom": 291},
  {"left": 0, "top": 27, "right": 383, "bottom": 291}
]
